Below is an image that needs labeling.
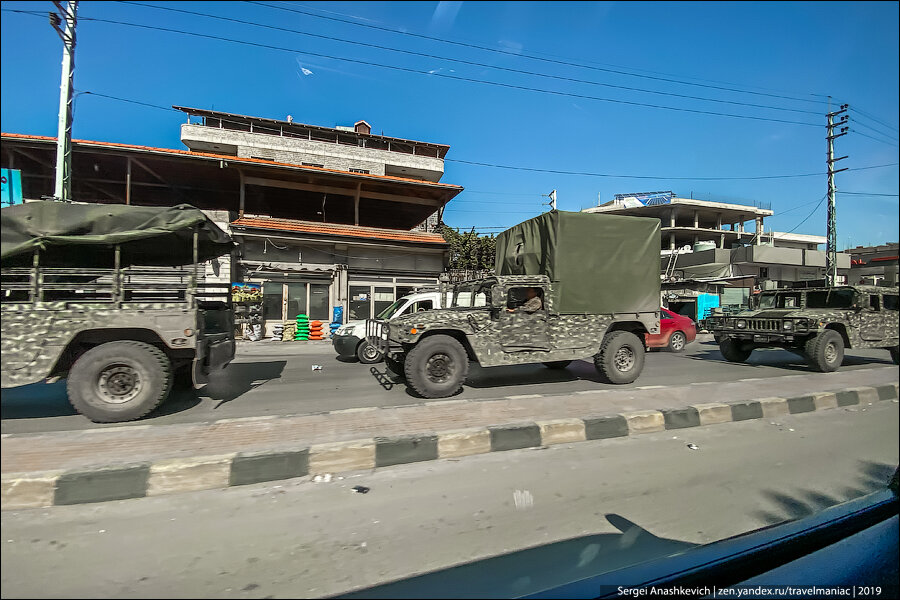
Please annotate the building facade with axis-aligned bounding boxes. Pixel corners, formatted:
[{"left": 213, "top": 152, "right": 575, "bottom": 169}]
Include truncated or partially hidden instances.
[
  {"left": 2, "top": 108, "right": 461, "bottom": 335},
  {"left": 842, "top": 243, "right": 899, "bottom": 286},
  {"left": 583, "top": 191, "right": 851, "bottom": 320}
]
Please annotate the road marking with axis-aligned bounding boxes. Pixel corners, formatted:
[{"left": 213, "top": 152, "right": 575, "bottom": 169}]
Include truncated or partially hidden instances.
[
  {"left": 506, "top": 394, "right": 543, "bottom": 400},
  {"left": 636, "top": 385, "right": 665, "bottom": 389}
]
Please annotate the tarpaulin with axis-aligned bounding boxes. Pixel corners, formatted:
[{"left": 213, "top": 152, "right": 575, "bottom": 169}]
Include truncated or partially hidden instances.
[
  {"left": 495, "top": 210, "right": 661, "bottom": 314},
  {"left": 1, "top": 201, "right": 234, "bottom": 267}
]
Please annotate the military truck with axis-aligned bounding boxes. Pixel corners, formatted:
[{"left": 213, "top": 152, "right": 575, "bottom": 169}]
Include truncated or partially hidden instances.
[
  {"left": 366, "top": 210, "right": 661, "bottom": 398},
  {"left": 702, "top": 283, "right": 899, "bottom": 371},
  {"left": 1, "top": 201, "right": 236, "bottom": 422}
]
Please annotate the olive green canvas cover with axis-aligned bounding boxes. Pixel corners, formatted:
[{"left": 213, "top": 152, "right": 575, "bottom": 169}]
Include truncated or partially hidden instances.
[
  {"left": 1, "top": 201, "right": 234, "bottom": 267},
  {"left": 495, "top": 210, "right": 660, "bottom": 314}
]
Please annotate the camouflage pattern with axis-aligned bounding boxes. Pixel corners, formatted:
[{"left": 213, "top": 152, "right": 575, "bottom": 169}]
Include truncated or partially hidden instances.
[
  {"left": 368, "top": 276, "right": 659, "bottom": 368},
  {"left": 703, "top": 285, "right": 899, "bottom": 351},
  {"left": 1, "top": 302, "right": 214, "bottom": 388}
]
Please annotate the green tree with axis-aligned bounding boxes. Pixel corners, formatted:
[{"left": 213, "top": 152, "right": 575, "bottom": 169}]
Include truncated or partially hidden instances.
[{"left": 441, "top": 226, "right": 496, "bottom": 272}]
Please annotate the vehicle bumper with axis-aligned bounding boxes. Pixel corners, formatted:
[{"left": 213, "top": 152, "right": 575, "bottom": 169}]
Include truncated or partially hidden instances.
[
  {"left": 333, "top": 334, "right": 362, "bottom": 357},
  {"left": 714, "top": 331, "right": 805, "bottom": 344},
  {"left": 193, "top": 336, "right": 234, "bottom": 386}
]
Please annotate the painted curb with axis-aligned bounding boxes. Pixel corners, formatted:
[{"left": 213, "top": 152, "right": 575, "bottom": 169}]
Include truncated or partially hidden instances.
[{"left": 2, "top": 384, "right": 895, "bottom": 511}]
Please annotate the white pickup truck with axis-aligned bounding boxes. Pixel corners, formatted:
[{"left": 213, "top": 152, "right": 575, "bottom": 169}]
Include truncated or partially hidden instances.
[
  {"left": 332, "top": 291, "right": 444, "bottom": 363},
  {"left": 333, "top": 288, "right": 488, "bottom": 363}
]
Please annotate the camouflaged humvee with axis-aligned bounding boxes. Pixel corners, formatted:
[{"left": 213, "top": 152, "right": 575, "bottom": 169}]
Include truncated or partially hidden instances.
[
  {"left": 366, "top": 211, "right": 662, "bottom": 398},
  {"left": 1, "top": 202, "right": 236, "bottom": 423},
  {"left": 702, "top": 283, "right": 899, "bottom": 371}
]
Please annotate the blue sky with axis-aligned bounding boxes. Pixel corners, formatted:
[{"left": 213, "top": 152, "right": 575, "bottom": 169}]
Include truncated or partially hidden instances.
[{"left": 2, "top": 1, "right": 898, "bottom": 247}]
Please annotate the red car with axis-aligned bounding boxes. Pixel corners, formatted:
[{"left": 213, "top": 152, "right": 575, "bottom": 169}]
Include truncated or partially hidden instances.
[{"left": 646, "top": 308, "right": 697, "bottom": 352}]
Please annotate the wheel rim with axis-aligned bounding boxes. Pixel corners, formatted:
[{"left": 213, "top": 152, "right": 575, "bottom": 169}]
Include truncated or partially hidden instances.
[
  {"left": 97, "top": 364, "right": 142, "bottom": 404},
  {"left": 426, "top": 352, "right": 454, "bottom": 384},
  {"left": 824, "top": 341, "right": 838, "bottom": 364},
  {"left": 363, "top": 344, "right": 380, "bottom": 360},
  {"left": 614, "top": 346, "right": 635, "bottom": 372},
  {"left": 671, "top": 333, "right": 685, "bottom": 350}
]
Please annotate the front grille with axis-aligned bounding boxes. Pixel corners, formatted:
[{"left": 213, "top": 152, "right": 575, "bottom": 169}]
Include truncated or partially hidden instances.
[
  {"left": 365, "top": 319, "right": 389, "bottom": 354},
  {"left": 748, "top": 319, "right": 780, "bottom": 331}
]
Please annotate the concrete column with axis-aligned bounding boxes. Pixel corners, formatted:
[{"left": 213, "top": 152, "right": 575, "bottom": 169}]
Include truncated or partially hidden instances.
[
  {"left": 719, "top": 233, "right": 725, "bottom": 248},
  {"left": 669, "top": 232, "right": 676, "bottom": 251},
  {"left": 739, "top": 216, "right": 745, "bottom": 233},
  {"left": 693, "top": 210, "right": 699, "bottom": 229},
  {"left": 669, "top": 207, "right": 676, "bottom": 228},
  {"left": 756, "top": 217, "right": 763, "bottom": 245},
  {"left": 716, "top": 213, "right": 723, "bottom": 230}
]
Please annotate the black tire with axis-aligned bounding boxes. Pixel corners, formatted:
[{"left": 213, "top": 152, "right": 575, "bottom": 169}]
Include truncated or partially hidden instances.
[
  {"left": 67, "top": 341, "right": 172, "bottom": 423},
  {"left": 543, "top": 360, "right": 572, "bottom": 369},
  {"left": 804, "top": 330, "right": 844, "bottom": 372},
  {"left": 356, "top": 339, "right": 383, "bottom": 364},
  {"left": 384, "top": 354, "right": 406, "bottom": 379},
  {"left": 404, "top": 335, "right": 469, "bottom": 398},
  {"left": 891, "top": 346, "right": 899, "bottom": 365},
  {"left": 667, "top": 330, "right": 687, "bottom": 353},
  {"left": 172, "top": 363, "right": 194, "bottom": 389},
  {"left": 719, "top": 338, "right": 752, "bottom": 363},
  {"left": 594, "top": 331, "right": 646, "bottom": 384}
]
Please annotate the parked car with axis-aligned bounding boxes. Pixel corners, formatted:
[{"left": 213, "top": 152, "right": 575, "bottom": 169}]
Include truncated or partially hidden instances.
[
  {"left": 333, "top": 290, "right": 444, "bottom": 363},
  {"left": 646, "top": 307, "right": 696, "bottom": 352}
]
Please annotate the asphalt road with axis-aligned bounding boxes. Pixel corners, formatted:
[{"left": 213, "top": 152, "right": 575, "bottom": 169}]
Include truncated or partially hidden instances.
[
  {"left": 2, "top": 335, "right": 896, "bottom": 433},
  {"left": 2, "top": 399, "right": 897, "bottom": 599}
]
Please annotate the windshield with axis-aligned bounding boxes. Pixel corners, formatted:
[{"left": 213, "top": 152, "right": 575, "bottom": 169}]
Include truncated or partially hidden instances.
[
  {"left": 758, "top": 294, "right": 777, "bottom": 309},
  {"left": 376, "top": 299, "right": 405, "bottom": 320}
]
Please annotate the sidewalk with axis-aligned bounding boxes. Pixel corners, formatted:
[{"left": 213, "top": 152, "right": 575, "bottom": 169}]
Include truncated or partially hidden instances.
[{"left": 3, "top": 365, "right": 897, "bottom": 475}]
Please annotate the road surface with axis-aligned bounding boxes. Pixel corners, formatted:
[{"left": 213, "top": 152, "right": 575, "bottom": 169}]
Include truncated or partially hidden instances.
[
  {"left": 2, "top": 399, "right": 897, "bottom": 598},
  {"left": 2, "top": 335, "right": 895, "bottom": 434}
]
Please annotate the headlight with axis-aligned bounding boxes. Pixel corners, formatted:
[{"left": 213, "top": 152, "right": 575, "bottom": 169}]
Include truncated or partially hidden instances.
[
  {"left": 783, "top": 321, "right": 793, "bottom": 330},
  {"left": 736, "top": 319, "right": 747, "bottom": 329},
  {"left": 795, "top": 319, "right": 807, "bottom": 330}
]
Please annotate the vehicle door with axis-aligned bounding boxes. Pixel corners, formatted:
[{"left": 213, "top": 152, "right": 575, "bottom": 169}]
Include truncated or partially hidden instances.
[
  {"left": 499, "top": 286, "right": 550, "bottom": 352},
  {"left": 859, "top": 292, "right": 887, "bottom": 341}
]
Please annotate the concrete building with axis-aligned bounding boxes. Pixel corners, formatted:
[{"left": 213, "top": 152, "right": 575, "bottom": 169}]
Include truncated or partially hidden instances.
[
  {"left": 842, "top": 243, "right": 899, "bottom": 286},
  {"left": 2, "top": 116, "right": 461, "bottom": 334},
  {"left": 583, "top": 191, "right": 851, "bottom": 320}
]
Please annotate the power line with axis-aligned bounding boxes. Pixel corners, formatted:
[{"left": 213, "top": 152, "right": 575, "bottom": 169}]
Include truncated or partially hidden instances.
[
  {"left": 850, "top": 117, "right": 900, "bottom": 142},
  {"left": 73, "top": 90, "right": 900, "bottom": 182},
  {"left": 850, "top": 129, "right": 900, "bottom": 148},
  {"left": 76, "top": 15, "right": 824, "bottom": 128},
  {"left": 840, "top": 191, "right": 899, "bottom": 197},
  {"left": 785, "top": 195, "right": 827, "bottom": 233},
  {"left": 120, "top": 1, "right": 821, "bottom": 116},
  {"left": 247, "top": 1, "right": 831, "bottom": 106},
  {"left": 849, "top": 105, "right": 899, "bottom": 133}
]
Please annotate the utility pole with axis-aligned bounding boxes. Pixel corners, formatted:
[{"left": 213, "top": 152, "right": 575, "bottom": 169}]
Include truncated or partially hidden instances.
[
  {"left": 542, "top": 189, "right": 557, "bottom": 211},
  {"left": 50, "top": 1, "right": 78, "bottom": 202},
  {"left": 826, "top": 98, "right": 849, "bottom": 287}
]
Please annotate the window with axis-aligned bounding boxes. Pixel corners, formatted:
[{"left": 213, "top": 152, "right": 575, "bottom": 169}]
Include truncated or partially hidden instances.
[
  {"left": 507, "top": 287, "right": 544, "bottom": 311},
  {"left": 349, "top": 168, "right": 370, "bottom": 174},
  {"left": 869, "top": 295, "right": 880, "bottom": 311},
  {"left": 884, "top": 294, "right": 898, "bottom": 311},
  {"left": 262, "top": 282, "right": 284, "bottom": 321},
  {"left": 759, "top": 267, "right": 769, "bottom": 278},
  {"left": 302, "top": 162, "right": 324, "bottom": 168},
  {"left": 410, "top": 299, "right": 433, "bottom": 313},
  {"left": 807, "top": 290, "right": 854, "bottom": 309},
  {"left": 349, "top": 285, "right": 371, "bottom": 320},
  {"left": 661, "top": 310, "right": 673, "bottom": 320}
]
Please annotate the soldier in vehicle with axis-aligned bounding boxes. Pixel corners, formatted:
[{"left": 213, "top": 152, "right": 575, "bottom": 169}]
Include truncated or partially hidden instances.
[{"left": 507, "top": 287, "right": 543, "bottom": 313}]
